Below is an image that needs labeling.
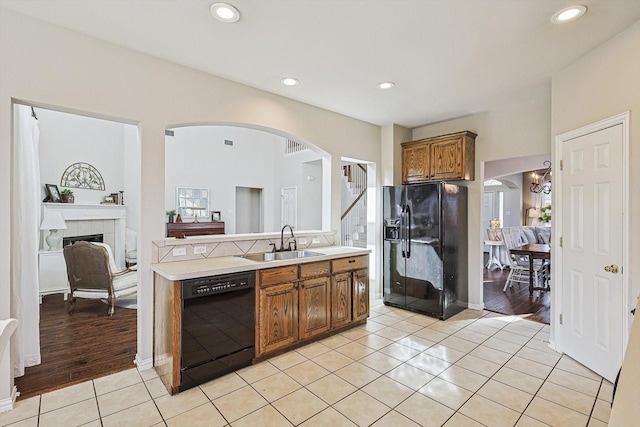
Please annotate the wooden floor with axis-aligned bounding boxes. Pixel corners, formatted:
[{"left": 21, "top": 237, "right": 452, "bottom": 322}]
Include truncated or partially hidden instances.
[
  {"left": 14, "top": 295, "right": 137, "bottom": 400},
  {"left": 483, "top": 264, "right": 550, "bottom": 324}
]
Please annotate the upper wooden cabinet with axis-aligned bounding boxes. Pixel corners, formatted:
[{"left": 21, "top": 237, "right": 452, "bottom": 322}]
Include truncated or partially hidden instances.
[
  {"left": 402, "top": 143, "right": 430, "bottom": 184},
  {"left": 401, "top": 131, "right": 476, "bottom": 184}
]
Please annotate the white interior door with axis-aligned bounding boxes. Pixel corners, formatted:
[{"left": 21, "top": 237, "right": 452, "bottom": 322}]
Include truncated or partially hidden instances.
[
  {"left": 560, "top": 122, "right": 625, "bottom": 382},
  {"left": 281, "top": 187, "right": 297, "bottom": 229}
]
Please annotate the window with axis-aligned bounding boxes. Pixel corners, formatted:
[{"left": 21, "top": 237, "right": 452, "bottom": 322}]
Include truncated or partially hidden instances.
[{"left": 176, "top": 187, "right": 209, "bottom": 219}]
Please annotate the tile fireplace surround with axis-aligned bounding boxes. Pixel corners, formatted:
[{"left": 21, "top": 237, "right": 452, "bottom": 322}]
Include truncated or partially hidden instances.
[{"left": 42, "top": 203, "right": 126, "bottom": 268}]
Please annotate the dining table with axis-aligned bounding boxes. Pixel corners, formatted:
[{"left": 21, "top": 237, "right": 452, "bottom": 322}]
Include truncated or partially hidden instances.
[{"left": 509, "top": 243, "right": 551, "bottom": 295}]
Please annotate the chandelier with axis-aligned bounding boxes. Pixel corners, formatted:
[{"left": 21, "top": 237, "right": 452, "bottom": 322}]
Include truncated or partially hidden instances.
[{"left": 530, "top": 161, "right": 552, "bottom": 194}]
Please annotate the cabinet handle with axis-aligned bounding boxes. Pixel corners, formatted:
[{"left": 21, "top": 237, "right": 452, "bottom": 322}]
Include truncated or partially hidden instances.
[{"left": 349, "top": 259, "right": 355, "bottom": 263}]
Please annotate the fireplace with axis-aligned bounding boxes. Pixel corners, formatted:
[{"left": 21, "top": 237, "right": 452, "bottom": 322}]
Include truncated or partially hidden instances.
[
  {"left": 43, "top": 203, "right": 127, "bottom": 269},
  {"left": 63, "top": 233, "right": 104, "bottom": 247}
]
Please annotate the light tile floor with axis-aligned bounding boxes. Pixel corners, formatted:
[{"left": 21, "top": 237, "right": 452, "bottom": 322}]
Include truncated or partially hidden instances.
[{"left": 1, "top": 300, "right": 613, "bottom": 427}]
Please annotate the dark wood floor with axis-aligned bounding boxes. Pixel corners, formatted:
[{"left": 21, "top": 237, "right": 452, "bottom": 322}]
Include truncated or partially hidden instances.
[
  {"left": 15, "top": 295, "right": 137, "bottom": 400},
  {"left": 483, "top": 264, "right": 550, "bottom": 324}
]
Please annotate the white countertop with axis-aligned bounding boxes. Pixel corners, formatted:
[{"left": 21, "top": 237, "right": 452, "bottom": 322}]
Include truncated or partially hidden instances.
[{"left": 151, "top": 246, "right": 370, "bottom": 281}]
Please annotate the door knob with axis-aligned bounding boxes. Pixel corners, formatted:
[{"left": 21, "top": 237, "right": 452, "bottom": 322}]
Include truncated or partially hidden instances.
[{"left": 604, "top": 265, "right": 620, "bottom": 274}]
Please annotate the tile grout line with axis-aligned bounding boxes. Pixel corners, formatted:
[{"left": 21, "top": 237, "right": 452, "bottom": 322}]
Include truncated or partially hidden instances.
[
  {"left": 432, "top": 313, "right": 520, "bottom": 426},
  {"left": 28, "top": 304, "right": 609, "bottom": 427},
  {"left": 329, "top": 311, "right": 503, "bottom": 426},
  {"left": 244, "top": 362, "right": 307, "bottom": 426},
  {"left": 37, "top": 393, "right": 42, "bottom": 427},
  {"left": 143, "top": 374, "right": 170, "bottom": 426},
  {"left": 499, "top": 332, "right": 557, "bottom": 426}
]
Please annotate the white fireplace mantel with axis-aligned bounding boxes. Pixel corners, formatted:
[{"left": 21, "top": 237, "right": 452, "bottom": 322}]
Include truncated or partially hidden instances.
[{"left": 42, "top": 203, "right": 127, "bottom": 268}]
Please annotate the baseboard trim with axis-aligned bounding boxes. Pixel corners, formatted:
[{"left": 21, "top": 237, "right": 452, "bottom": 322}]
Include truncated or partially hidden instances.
[
  {"left": 467, "top": 302, "right": 485, "bottom": 311},
  {"left": 134, "top": 354, "right": 153, "bottom": 371},
  {"left": 0, "top": 386, "right": 17, "bottom": 414}
]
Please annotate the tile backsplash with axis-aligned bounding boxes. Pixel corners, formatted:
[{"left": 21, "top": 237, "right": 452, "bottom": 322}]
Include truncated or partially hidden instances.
[{"left": 152, "top": 231, "right": 337, "bottom": 264}]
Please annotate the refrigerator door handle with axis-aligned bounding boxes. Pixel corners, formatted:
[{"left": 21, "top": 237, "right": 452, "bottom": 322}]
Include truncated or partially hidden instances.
[
  {"left": 400, "top": 204, "right": 406, "bottom": 258},
  {"left": 405, "top": 204, "right": 411, "bottom": 258}
]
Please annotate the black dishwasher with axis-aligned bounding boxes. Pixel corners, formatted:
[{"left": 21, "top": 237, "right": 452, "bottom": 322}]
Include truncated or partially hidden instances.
[{"left": 180, "top": 271, "right": 255, "bottom": 391}]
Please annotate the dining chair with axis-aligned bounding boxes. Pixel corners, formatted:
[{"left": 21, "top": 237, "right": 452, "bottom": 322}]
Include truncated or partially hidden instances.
[{"left": 501, "top": 227, "right": 546, "bottom": 292}]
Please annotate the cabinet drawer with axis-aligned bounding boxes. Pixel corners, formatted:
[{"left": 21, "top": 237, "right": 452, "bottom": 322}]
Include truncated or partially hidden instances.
[
  {"left": 332, "top": 256, "right": 368, "bottom": 273},
  {"left": 299, "top": 261, "right": 330, "bottom": 279},
  {"left": 260, "top": 265, "right": 298, "bottom": 287}
]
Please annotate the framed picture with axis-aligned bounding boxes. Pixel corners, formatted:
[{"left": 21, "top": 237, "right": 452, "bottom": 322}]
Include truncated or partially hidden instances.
[
  {"left": 212, "top": 211, "right": 221, "bottom": 221},
  {"left": 45, "top": 184, "right": 62, "bottom": 203}
]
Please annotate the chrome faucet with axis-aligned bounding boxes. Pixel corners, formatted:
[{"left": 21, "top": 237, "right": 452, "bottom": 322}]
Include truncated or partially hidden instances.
[{"left": 279, "top": 224, "right": 297, "bottom": 252}]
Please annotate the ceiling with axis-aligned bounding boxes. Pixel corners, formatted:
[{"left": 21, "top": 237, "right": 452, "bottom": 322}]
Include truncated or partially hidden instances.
[{"left": 1, "top": 0, "right": 639, "bottom": 128}]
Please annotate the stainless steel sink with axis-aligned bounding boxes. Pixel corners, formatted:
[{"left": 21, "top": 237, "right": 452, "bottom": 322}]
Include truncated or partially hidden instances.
[{"left": 240, "top": 250, "right": 324, "bottom": 262}]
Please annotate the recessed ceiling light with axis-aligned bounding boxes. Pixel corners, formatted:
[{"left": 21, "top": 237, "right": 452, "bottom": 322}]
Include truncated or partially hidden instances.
[
  {"left": 210, "top": 2, "right": 240, "bottom": 23},
  {"left": 551, "top": 5, "right": 587, "bottom": 24},
  {"left": 376, "top": 81, "right": 395, "bottom": 90},
  {"left": 281, "top": 77, "right": 299, "bottom": 86}
]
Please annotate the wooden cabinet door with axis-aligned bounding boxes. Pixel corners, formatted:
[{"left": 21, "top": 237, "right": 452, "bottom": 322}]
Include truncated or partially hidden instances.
[
  {"left": 402, "top": 131, "right": 476, "bottom": 183},
  {"left": 299, "top": 276, "right": 330, "bottom": 339},
  {"left": 430, "top": 137, "right": 464, "bottom": 180},
  {"left": 331, "top": 272, "right": 352, "bottom": 329},
  {"left": 352, "top": 269, "right": 369, "bottom": 322},
  {"left": 258, "top": 282, "right": 298, "bottom": 355},
  {"left": 402, "top": 143, "right": 430, "bottom": 183}
]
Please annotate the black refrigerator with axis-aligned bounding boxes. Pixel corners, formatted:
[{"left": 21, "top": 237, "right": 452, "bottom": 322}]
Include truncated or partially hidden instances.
[{"left": 383, "top": 182, "right": 468, "bottom": 319}]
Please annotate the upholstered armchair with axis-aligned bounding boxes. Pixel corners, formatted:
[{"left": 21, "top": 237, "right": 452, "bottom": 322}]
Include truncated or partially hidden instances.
[{"left": 63, "top": 241, "right": 137, "bottom": 315}]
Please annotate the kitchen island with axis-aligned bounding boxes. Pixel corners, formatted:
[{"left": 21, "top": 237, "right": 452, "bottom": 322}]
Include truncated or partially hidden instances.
[{"left": 151, "top": 246, "right": 370, "bottom": 394}]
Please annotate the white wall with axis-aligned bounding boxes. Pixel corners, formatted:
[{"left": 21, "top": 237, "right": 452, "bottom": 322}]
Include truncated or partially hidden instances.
[
  {"left": 485, "top": 154, "right": 552, "bottom": 227},
  {"left": 485, "top": 153, "right": 550, "bottom": 180},
  {"left": 165, "top": 126, "right": 324, "bottom": 234},
  {"left": 123, "top": 125, "right": 141, "bottom": 233},
  {"left": 272, "top": 143, "right": 325, "bottom": 231},
  {"left": 165, "top": 126, "right": 278, "bottom": 234},
  {"left": 380, "top": 124, "right": 411, "bottom": 186},
  {"left": 551, "top": 20, "right": 640, "bottom": 320},
  {"left": 0, "top": 8, "right": 381, "bottom": 399},
  {"left": 410, "top": 89, "right": 552, "bottom": 310},
  {"left": 298, "top": 160, "right": 323, "bottom": 230},
  {"left": 37, "top": 108, "right": 126, "bottom": 205},
  {"left": 483, "top": 173, "right": 523, "bottom": 231}
]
